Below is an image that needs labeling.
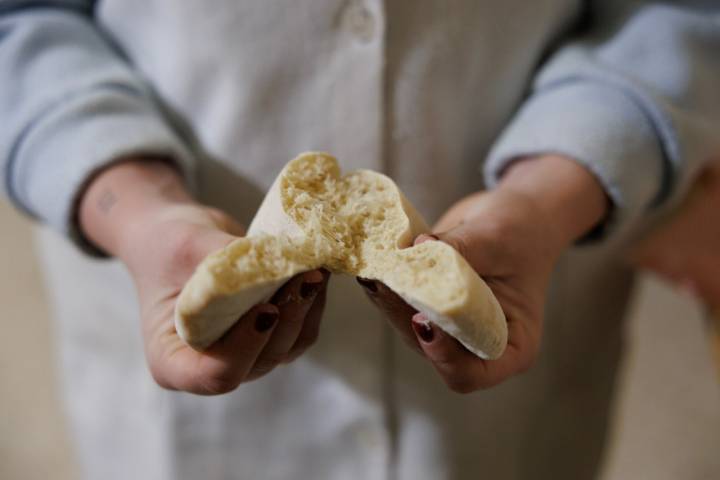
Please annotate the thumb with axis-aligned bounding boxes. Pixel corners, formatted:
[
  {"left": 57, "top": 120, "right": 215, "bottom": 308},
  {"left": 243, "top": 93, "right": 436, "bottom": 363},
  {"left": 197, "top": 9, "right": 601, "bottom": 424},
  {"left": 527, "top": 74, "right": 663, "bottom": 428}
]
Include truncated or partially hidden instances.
[{"left": 415, "top": 223, "right": 494, "bottom": 273}]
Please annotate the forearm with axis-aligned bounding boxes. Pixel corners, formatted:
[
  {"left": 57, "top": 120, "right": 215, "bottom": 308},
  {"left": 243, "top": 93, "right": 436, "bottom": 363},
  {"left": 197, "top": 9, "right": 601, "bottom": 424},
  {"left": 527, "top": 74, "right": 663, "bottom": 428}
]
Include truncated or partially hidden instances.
[
  {"left": 495, "top": 155, "right": 609, "bottom": 249},
  {"left": 486, "top": 6, "right": 720, "bottom": 240},
  {"left": 78, "top": 159, "right": 193, "bottom": 258}
]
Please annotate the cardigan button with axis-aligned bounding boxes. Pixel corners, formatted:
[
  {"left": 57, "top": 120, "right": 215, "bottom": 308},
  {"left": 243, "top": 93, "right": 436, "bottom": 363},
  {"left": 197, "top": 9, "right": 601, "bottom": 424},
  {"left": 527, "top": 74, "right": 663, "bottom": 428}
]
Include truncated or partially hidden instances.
[{"left": 343, "top": 1, "right": 377, "bottom": 43}]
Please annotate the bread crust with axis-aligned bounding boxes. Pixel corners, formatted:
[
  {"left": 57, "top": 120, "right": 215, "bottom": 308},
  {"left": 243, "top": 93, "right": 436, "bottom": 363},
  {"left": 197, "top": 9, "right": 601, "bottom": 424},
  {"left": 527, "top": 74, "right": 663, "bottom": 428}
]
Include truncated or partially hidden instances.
[{"left": 175, "top": 152, "right": 507, "bottom": 358}]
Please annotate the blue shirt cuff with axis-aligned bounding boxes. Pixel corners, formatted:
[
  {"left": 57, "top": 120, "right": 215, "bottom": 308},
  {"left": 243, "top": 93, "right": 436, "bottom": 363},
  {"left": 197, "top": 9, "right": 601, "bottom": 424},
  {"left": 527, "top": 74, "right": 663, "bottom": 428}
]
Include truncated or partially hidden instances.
[
  {"left": 484, "top": 81, "right": 667, "bottom": 240},
  {"left": 7, "top": 84, "right": 197, "bottom": 256}
]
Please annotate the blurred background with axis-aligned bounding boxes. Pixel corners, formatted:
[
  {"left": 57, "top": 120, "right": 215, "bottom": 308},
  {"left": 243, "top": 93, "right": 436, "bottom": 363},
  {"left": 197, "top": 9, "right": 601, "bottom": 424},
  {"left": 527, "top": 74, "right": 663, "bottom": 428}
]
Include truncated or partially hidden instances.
[{"left": 1, "top": 197, "right": 718, "bottom": 480}]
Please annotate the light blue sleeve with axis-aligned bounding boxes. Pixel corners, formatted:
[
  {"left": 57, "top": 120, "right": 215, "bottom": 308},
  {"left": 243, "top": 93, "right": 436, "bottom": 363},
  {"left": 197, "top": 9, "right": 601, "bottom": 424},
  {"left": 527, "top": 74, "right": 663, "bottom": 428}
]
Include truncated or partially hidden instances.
[
  {"left": 484, "top": 1, "right": 720, "bottom": 238},
  {"left": 0, "top": 1, "right": 197, "bottom": 253}
]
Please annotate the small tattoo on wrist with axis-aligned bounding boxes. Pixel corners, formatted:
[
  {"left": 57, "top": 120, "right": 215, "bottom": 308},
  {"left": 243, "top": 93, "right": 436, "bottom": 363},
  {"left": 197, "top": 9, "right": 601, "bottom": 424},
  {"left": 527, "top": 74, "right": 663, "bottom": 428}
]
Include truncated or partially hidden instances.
[{"left": 97, "top": 189, "right": 118, "bottom": 214}]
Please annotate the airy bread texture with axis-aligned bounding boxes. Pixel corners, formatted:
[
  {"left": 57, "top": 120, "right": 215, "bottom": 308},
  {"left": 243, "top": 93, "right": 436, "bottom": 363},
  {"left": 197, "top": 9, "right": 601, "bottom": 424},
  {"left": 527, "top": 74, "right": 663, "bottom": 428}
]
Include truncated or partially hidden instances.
[{"left": 175, "top": 153, "right": 507, "bottom": 359}]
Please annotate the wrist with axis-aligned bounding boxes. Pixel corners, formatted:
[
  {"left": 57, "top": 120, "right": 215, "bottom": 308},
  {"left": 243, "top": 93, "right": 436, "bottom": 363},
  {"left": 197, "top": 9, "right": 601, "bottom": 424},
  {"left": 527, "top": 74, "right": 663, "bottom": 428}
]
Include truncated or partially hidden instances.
[
  {"left": 78, "top": 158, "right": 194, "bottom": 257},
  {"left": 495, "top": 154, "right": 609, "bottom": 248}
]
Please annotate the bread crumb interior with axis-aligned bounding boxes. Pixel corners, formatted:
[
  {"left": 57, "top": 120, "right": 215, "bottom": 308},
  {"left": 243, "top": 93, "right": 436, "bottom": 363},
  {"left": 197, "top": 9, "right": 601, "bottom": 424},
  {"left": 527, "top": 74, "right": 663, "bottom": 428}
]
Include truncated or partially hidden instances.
[{"left": 203, "top": 154, "right": 466, "bottom": 310}]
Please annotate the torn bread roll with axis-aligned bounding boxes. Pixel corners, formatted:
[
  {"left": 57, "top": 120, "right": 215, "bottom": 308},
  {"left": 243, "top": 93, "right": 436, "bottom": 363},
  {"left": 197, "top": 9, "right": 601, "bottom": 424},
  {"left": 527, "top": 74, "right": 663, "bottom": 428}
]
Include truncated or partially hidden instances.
[{"left": 175, "top": 152, "right": 507, "bottom": 359}]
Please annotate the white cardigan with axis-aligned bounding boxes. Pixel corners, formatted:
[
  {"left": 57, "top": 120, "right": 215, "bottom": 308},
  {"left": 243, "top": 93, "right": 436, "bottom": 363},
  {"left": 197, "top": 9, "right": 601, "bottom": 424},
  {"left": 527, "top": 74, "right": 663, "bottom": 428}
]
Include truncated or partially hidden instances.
[{"left": 5, "top": 0, "right": 719, "bottom": 478}]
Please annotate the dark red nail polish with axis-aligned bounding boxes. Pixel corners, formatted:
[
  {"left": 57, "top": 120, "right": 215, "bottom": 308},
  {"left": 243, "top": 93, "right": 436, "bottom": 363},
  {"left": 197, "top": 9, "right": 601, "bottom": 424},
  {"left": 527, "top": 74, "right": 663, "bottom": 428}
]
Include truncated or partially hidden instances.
[
  {"left": 274, "top": 292, "right": 293, "bottom": 306},
  {"left": 255, "top": 312, "right": 278, "bottom": 333},
  {"left": 356, "top": 277, "right": 378, "bottom": 293},
  {"left": 412, "top": 321, "right": 434, "bottom": 343},
  {"left": 300, "top": 281, "right": 321, "bottom": 300}
]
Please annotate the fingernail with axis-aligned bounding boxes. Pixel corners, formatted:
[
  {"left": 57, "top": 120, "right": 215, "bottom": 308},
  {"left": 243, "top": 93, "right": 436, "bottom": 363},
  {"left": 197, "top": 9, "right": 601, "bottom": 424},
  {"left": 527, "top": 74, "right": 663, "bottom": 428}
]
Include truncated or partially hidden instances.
[
  {"left": 412, "top": 320, "right": 434, "bottom": 343},
  {"left": 254, "top": 311, "right": 278, "bottom": 333},
  {"left": 356, "top": 277, "right": 378, "bottom": 293},
  {"left": 300, "top": 281, "right": 322, "bottom": 300},
  {"left": 415, "top": 234, "right": 439, "bottom": 245}
]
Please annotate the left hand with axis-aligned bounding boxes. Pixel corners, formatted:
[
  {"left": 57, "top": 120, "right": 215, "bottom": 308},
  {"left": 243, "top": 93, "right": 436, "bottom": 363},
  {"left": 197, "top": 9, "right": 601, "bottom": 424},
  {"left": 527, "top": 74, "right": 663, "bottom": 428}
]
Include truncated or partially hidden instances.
[
  {"left": 78, "top": 159, "right": 331, "bottom": 395},
  {"left": 358, "top": 155, "right": 609, "bottom": 393}
]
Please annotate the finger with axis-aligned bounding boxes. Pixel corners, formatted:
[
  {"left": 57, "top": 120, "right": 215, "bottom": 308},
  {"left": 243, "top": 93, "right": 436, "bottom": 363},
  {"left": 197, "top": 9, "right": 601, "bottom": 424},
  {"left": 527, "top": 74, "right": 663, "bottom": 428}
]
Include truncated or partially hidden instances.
[
  {"left": 157, "top": 228, "right": 237, "bottom": 290},
  {"left": 423, "top": 227, "right": 497, "bottom": 274},
  {"left": 411, "top": 312, "right": 537, "bottom": 393},
  {"left": 418, "top": 222, "right": 505, "bottom": 277},
  {"left": 356, "top": 277, "right": 422, "bottom": 353},
  {"left": 284, "top": 270, "right": 331, "bottom": 362},
  {"left": 170, "top": 303, "right": 279, "bottom": 395},
  {"left": 249, "top": 270, "right": 325, "bottom": 377}
]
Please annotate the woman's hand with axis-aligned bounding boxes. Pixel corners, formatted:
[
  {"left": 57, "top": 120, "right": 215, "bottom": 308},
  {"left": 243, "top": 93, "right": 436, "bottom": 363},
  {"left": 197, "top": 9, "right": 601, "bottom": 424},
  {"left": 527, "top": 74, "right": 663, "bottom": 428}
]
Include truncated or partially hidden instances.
[
  {"left": 630, "top": 162, "right": 720, "bottom": 304},
  {"left": 79, "top": 159, "right": 329, "bottom": 395},
  {"left": 359, "top": 155, "right": 608, "bottom": 393}
]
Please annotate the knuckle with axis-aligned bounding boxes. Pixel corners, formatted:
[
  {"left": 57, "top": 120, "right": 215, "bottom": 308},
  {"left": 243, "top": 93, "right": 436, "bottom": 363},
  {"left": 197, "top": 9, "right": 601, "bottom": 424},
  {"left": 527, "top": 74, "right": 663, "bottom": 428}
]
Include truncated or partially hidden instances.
[
  {"left": 280, "top": 352, "right": 299, "bottom": 364},
  {"left": 167, "top": 227, "right": 204, "bottom": 269},
  {"left": 444, "top": 374, "right": 480, "bottom": 395},
  {"left": 202, "top": 376, "right": 242, "bottom": 395},
  {"left": 252, "top": 357, "right": 281, "bottom": 375},
  {"left": 280, "top": 348, "right": 305, "bottom": 365},
  {"left": 198, "top": 369, "right": 244, "bottom": 395}
]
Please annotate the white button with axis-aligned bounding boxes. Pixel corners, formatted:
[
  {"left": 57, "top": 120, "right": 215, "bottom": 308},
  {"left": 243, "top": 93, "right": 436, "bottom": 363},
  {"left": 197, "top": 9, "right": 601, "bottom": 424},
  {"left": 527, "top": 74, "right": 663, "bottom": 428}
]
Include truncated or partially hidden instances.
[{"left": 342, "top": 1, "right": 376, "bottom": 43}]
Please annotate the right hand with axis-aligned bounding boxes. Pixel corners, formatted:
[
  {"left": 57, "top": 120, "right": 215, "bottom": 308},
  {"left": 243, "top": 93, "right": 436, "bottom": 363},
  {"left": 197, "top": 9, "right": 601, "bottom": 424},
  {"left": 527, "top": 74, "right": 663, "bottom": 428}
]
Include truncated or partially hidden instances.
[
  {"left": 629, "top": 163, "right": 720, "bottom": 305},
  {"left": 357, "top": 155, "right": 609, "bottom": 392},
  {"left": 79, "top": 159, "right": 330, "bottom": 395}
]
